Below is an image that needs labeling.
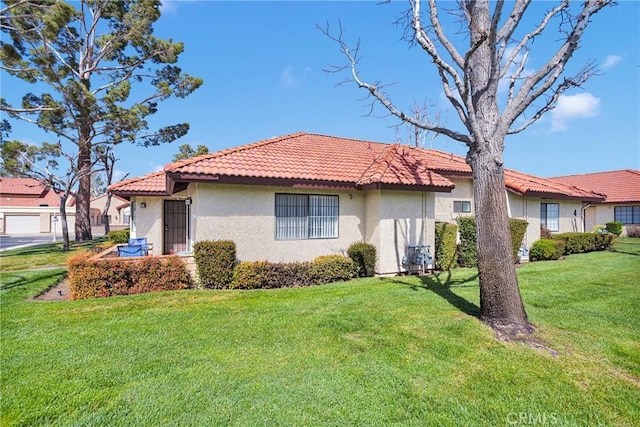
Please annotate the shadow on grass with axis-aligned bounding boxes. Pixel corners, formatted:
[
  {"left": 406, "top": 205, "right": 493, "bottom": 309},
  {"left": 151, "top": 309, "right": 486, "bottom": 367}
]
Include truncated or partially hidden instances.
[
  {"left": 0, "top": 269, "right": 66, "bottom": 291},
  {"left": 390, "top": 271, "right": 480, "bottom": 318}
]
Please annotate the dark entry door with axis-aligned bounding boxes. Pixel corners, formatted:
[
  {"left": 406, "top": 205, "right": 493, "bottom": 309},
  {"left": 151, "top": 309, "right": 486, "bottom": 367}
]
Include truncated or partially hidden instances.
[{"left": 164, "top": 200, "right": 187, "bottom": 254}]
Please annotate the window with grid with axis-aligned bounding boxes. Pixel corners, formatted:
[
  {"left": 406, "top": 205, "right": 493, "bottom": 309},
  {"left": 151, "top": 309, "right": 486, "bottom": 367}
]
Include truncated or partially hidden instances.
[
  {"left": 275, "top": 194, "right": 338, "bottom": 240},
  {"left": 614, "top": 206, "right": 640, "bottom": 224},
  {"left": 540, "top": 203, "right": 559, "bottom": 232},
  {"left": 453, "top": 200, "right": 472, "bottom": 213}
]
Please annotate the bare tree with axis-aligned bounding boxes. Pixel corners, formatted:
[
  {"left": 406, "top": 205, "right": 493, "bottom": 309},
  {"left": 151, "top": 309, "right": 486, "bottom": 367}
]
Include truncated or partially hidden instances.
[
  {"left": 94, "top": 145, "right": 128, "bottom": 236},
  {"left": 321, "top": 0, "right": 612, "bottom": 338},
  {"left": 1, "top": 140, "right": 101, "bottom": 251}
]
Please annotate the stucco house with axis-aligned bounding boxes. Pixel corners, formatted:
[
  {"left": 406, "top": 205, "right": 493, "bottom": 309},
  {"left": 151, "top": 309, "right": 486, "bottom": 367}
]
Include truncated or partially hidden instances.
[
  {"left": 109, "top": 133, "right": 603, "bottom": 274},
  {"left": 90, "top": 193, "right": 131, "bottom": 231},
  {"left": 0, "top": 177, "right": 76, "bottom": 235},
  {"left": 550, "top": 170, "right": 640, "bottom": 236}
]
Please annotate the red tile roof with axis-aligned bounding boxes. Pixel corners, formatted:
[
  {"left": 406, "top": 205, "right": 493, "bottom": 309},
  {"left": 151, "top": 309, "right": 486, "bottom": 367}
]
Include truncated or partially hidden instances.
[
  {"left": 0, "top": 177, "right": 47, "bottom": 197},
  {"left": 550, "top": 170, "right": 640, "bottom": 203},
  {"left": 0, "top": 178, "right": 71, "bottom": 207},
  {"left": 109, "top": 132, "right": 604, "bottom": 202}
]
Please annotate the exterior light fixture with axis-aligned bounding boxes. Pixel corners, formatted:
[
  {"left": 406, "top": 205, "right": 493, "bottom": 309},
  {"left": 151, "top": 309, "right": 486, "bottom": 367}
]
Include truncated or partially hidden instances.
[
  {"left": 139, "top": 202, "right": 146, "bottom": 208},
  {"left": 185, "top": 197, "right": 192, "bottom": 206}
]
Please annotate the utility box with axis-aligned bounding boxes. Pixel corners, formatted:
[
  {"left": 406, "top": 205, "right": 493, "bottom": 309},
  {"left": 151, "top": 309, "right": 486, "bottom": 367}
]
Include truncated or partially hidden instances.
[{"left": 402, "top": 245, "right": 433, "bottom": 274}]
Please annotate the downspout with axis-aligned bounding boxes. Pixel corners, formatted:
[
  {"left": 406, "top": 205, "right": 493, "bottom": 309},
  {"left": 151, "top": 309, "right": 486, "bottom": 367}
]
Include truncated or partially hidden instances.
[{"left": 581, "top": 203, "right": 592, "bottom": 233}]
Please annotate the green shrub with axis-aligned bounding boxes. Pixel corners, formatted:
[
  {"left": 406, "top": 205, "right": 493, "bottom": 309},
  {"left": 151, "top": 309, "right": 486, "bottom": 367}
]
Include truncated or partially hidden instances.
[
  {"left": 193, "top": 240, "right": 237, "bottom": 289},
  {"left": 551, "top": 232, "right": 615, "bottom": 255},
  {"left": 108, "top": 228, "right": 130, "bottom": 244},
  {"left": 310, "top": 255, "right": 358, "bottom": 284},
  {"left": 605, "top": 221, "right": 623, "bottom": 236},
  {"left": 347, "top": 241, "right": 377, "bottom": 277},
  {"left": 456, "top": 217, "right": 528, "bottom": 266},
  {"left": 229, "top": 261, "right": 316, "bottom": 289},
  {"left": 68, "top": 252, "right": 191, "bottom": 299},
  {"left": 434, "top": 222, "right": 458, "bottom": 270},
  {"left": 529, "top": 239, "right": 564, "bottom": 262},
  {"left": 509, "top": 218, "right": 529, "bottom": 262},
  {"left": 456, "top": 216, "right": 477, "bottom": 267}
]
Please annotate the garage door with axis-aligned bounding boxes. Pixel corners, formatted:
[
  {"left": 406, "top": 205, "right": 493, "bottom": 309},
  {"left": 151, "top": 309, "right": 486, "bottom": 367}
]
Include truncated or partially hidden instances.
[{"left": 5, "top": 215, "right": 41, "bottom": 234}]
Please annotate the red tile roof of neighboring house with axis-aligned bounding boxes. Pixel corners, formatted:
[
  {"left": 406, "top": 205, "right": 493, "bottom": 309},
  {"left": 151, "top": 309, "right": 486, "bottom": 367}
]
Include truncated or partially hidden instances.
[
  {"left": 109, "top": 132, "right": 604, "bottom": 202},
  {"left": 0, "top": 177, "right": 77, "bottom": 207},
  {"left": 0, "top": 177, "right": 47, "bottom": 197},
  {"left": 550, "top": 170, "right": 640, "bottom": 203}
]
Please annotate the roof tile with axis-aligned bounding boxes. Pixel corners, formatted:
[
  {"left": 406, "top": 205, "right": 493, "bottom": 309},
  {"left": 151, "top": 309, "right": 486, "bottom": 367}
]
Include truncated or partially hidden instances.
[{"left": 551, "top": 170, "right": 640, "bottom": 203}]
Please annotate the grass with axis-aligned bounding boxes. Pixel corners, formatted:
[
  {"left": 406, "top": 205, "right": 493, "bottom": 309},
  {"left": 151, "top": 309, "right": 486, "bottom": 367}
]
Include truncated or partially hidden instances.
[
  {"left": 0, "top": 238, "right": 108, "bottom": 271},
  {"left": 1, "top": 240, "right": 639, "bottom": 425}
]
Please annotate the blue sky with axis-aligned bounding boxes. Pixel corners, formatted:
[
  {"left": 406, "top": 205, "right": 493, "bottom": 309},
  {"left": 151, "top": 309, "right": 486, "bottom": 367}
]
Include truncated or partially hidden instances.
[{"left": 2, "top": 0, "right": 639, "bottom": 182}]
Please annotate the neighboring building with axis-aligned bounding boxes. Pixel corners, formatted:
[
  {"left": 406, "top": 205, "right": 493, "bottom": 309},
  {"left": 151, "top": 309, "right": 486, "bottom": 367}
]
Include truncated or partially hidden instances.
[
  {"left": 90, "top": 194, "right": 131, "bottom": 230},
  {"left": 550, "top": 170, "right": 640, "bottom": 236},
  {"left": 0, "top": 177, "right": 76, "bottom": 235},
  {"left": 109, "top": 133, "right": 603, "bottom": 274}
]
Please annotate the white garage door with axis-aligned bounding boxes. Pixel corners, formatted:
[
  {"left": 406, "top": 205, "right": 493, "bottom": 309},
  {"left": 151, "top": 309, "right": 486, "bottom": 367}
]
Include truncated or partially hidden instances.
[{"left": 5, "top": 215, "right": 41, "bottom": 234}]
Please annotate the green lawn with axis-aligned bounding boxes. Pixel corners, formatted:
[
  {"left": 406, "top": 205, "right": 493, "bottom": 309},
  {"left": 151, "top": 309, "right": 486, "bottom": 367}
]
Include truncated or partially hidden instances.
[
  {"left": 0, "top": 238, "right": 108, "bottom": 271},
  {"left": 1, "top": 242, "right": 639, "bottom": 425}
]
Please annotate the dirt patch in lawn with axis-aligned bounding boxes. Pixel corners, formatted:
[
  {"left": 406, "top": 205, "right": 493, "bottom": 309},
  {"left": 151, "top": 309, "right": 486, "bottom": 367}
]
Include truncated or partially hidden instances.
[{"left": 33, "top": 278, "right": 70, "bottom": 301}]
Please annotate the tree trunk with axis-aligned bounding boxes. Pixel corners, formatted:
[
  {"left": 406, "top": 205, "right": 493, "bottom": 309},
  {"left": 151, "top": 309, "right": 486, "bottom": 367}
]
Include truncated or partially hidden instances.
[
  {"left": 59, "top": 196, "right": 70, "bottom": 251},
  {"left": 75, "top": 146, "right": 93, "bottom": 242},
  {"left": 468, "top": 145, "right": 532, "bottom": 336},
  {"left": 102, "top": 192, "right": 112, "bottom": 235}
]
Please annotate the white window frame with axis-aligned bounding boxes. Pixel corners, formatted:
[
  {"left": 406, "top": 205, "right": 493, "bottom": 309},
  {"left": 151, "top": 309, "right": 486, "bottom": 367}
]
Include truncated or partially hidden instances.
[
  {"left": 275, "top": 194, "right": 338, "bottom": 240},
  {"left": 453, "top": 200, "right": 472, "bottom": 214}
]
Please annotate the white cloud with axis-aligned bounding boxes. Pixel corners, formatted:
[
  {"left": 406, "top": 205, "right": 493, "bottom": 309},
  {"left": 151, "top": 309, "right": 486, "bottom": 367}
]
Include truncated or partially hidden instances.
[
  {"left": 550, "top": 93, "right": 600, "bottom": 133},
  {"left": 279, "top": 66, "right": 311, "bottom": 88},
  {"left": 601, "top": 54, "right": 622, "bottom": 70}
]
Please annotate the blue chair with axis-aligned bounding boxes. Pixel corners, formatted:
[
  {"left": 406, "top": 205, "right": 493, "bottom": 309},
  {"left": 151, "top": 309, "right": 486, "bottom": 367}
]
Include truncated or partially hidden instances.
[
  {"left": 128, "top": 238, "right": 149, "bottom": 255},
  {"left": 118, "top": 244, "right": 144, "bottom": 257}
]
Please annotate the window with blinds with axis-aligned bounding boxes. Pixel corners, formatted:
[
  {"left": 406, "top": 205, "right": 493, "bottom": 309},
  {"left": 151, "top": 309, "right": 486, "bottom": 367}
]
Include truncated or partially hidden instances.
[
  {"left": 275, "top": 194, "right": 338, "bottom": 240},
  {"left": 540, "top": 203, "right": 559, "bottom": 232}
]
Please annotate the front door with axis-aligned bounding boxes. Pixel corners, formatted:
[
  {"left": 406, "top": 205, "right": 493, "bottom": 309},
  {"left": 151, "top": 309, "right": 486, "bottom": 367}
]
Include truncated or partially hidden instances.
[{"left": 164, "top": 200, "right": 187, "bottom": 254}]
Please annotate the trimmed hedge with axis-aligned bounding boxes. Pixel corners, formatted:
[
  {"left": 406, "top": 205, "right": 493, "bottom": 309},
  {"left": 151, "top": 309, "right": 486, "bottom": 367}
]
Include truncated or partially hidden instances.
[
  {"left": 509, "top": 218, "right": 529, "bottom": 262},
  {"left": 605, "top": 221, "right": 623, "bottom": 236},
  {"left": 530, "top": 239, "right": 564, "bottom": 262},
  {"left": 230, "top": 261, "right": 314, "bottom": 290},
  {"left": 230, "top": 255, "right": 357, "bottom": 290},
  {"left": 67, "top": 250, "right": 191, "bottom": 299},
  {"left": 193, "top": 240, "right": 237, "bottom": 289},
  {"left": 108, "top": 228, "right": 130, "bottom": 244},
  {"left": 456, "top": 217, "right": 529, "bottom": 266},
  {"left": 434, "top": 222, "right": 458, "bottom": 270},
  {"left": 347, "top": 241, "right": 377, "bottom": 277},
  {"left": 310, "top": 255, "right": 358, "bottom": 284},
  {"left": 456, "top": 217, "right": 477, "bottom": 267},
  {"left": 551, "top": 232, "right": 615, "bottom": 255}
]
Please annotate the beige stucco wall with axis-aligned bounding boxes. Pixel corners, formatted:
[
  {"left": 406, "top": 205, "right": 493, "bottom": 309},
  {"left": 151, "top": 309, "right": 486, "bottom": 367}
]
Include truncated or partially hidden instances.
[
  {"left": 591, "top": 202, "right": 638, "bottom": 236},
  {"left": 507, "top": 193, "right": 539, "bottom": 248},
  {"left": 374, "top": 190, "right": 435, "bottom": 275},
  {"left": 434, "top": 178, "right": 474, "bottom": 223},
  {"left": 189, "top": 183, "right": 365, "bottom": 263}
]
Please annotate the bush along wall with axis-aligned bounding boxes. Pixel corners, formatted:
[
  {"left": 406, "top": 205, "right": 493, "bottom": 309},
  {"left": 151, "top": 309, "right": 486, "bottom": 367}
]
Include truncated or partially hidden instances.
[
  {"left": 229, "top": 256, "right": 357, "bottom": 290},
  {"left": 108, "top": 228, "right": 130, "bottom": 244},
  {"left": 605, "top": 221, "right": 623, "bottom": 236},
  {"left": 67, "top": 250, "right": 191, "bottom": 300},
  {"left": 193, "top": 240, "right": 237, "bottom": 289},
  {"left": 551, "top": 232, "right": 616, "bottom": 256},
  {"left": 347, "top": 241, "right": 377, "bottom": 277},
  {"left": 529, "top": 239, "right": 564, "bottom": 262},
  {"left": 456, "top": 216, "right": 478, "bottom": 267},
  {"left": 509, "top": 218, "right": 529, "bottom": 262},
  {"left": 434, "top": 222, "right": 458, "bottom": 270},
  {"left": 456, "top": 216, "right": 529, "bottom": 267}
]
